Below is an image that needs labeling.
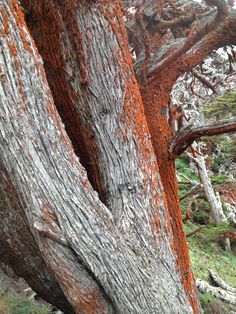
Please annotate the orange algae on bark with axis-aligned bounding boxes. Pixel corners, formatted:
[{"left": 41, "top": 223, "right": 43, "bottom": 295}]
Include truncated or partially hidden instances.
[
  {"left": 1, "top": 7, "right": 9, "bottom": 35},
  {"left": 46, "top": 258, "right": 106, "bottom": 314},
  {"left": 10, "top": 0, "right": 32, "bottom": 52},
  {"left": 23, "top": 0, "right": 107, "bottom": 200},
  {"left": 104, "top": 1, "right": 167, "bottom": 233},
  {"left": 140, "top": 74, "right": 199, "bottom": 314}
]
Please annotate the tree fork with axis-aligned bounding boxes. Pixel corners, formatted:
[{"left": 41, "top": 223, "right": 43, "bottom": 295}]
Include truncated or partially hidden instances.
[{"left": 0, "top": 1, "right": 200, "bottom": 313}]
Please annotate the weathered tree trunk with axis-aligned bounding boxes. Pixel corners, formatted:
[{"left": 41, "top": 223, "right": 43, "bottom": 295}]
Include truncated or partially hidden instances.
[
  {"left": 0, "top": 1, "right": 201, "bottom": 313},
  {"left": 190, "top": 142, "right": 226, "bottom": 225},
  {"left": 139, "top": 73, "right": 198, "bottom": 311}
]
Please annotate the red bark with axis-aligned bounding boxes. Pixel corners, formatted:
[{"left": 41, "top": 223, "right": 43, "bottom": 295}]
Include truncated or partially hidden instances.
[{"left": 140, "top": 75, "right": 199, "bottom": 313}]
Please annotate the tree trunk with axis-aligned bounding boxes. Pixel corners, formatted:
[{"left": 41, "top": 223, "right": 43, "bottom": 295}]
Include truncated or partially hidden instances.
[
  {"left": 191, "top": 142, "right": 226, "bottom": 225},
  {"left": 139, "top": 74, "right": 199, "bottom": 311},
  {"left": 0, "top": 1, "right": 202, "bottom": 313}
]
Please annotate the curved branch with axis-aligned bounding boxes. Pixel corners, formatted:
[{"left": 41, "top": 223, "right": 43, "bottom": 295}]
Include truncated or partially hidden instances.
[
  {"left": 147, "top": 14, "right": 195, "bottom": 34},
  {"left": 176, "top": 9, "right": 236, "bottom": 72},
  {"left": 196, "top": 278, "right": 236, "bottom": 305},
  {"left": 146, "top": 4, "right": 229, "bottom": 79},
  {"left": 209, "top": 269, "right": 236, "bottom": 293},
  {"left": 169, "top": 118, "right": 236, "bottom": 158}
]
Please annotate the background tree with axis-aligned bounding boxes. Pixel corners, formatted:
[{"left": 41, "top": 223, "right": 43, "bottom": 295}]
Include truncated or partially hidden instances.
[{"left": 1, "top": 0, "right": 236, "bottom": 313}]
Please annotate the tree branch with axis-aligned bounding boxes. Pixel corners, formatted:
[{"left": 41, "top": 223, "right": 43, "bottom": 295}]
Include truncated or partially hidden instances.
[
  {"left": 145, "top": 3, "right": 229, "bottom": 79},
  {"left": 209, "top": 269, "right": 236, "bottom": 293},
  {"left": 197, "top": 277, "right": 236, "bottom": 305},
  {"left": 191, "top": 69, "right": 217, "bottom": 93},
  {"left": 180, "top": 185, "right": 200, "bottom": 201},
  {"left": 176, "top": 9, "right": 236, "bottom": 72},
  {"left": 186, "top": 226, "right": 205, "bottom": 238},
  {"left": 169, "top": 118, "right": 236, "bottom": 158}
]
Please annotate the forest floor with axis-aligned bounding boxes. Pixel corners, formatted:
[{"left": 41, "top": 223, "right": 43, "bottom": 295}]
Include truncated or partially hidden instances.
[{"left": 185, "top": 222, "right": 236, "bottom": 314}]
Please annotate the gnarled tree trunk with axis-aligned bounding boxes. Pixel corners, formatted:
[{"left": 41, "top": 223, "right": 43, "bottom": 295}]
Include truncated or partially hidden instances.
[
  {"left": 2, "top": 0, "right": 236, "bottom": 312},
  {"left": 190, "top": 142, "right": 226, "bottom": 225},
  {"left": 0, "top": 1, "right": 201, "bottom": 313}
]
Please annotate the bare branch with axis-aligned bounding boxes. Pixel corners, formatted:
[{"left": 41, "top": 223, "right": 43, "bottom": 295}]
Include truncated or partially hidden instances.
[
  {"left": 197, "top": 277, "right": 236, "bottom": 305},
  {"left": 169, "top": 118, "right": 236, "bottom": 158},
  {"left": 186, "top": 225, "right": 205, "bottom": 238},
  {"left": 191, "top": 68, "right": 217, "bottom": 93},
  {"left": 146, "top": 3, "right": 229, "bottom": 79},
  {"left": 180, "top": 185, "right": 200, "bottom": 201},
  {"left": 182, "top": 194, "right": 199, "bottom": 223},
  {"left": 209, "top": 269, "right": 236, "bottom": 293},
  {"left": 176, "top": 9, "right": 236, "bottom": 72}
]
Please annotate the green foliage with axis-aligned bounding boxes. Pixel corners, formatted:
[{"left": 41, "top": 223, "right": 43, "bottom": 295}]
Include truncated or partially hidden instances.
[
  {"left": 200, "top": 294, "right": 235, "bottom": 314},
  {"left": 211, "top": 175, "right": 236, "bottom": 185},
  {"left": 211, "top": 158, "right": 221, "bottom": 173},
  {"left": 185, "top": 222, "right": 236, "bottom": 287},
  {"left": 203, "top": 91, "right": 236, "bottom": 120},
  {"left": 193, "top": 210, "right": 209, "bottom": 224},
  {"left": 175, "top": 158, "right": 199, "bottom": 182},
  {"left": 199, "top": 293, "right": 214, "bottom": 307},
  {"left": 0, "top": 293, "right": 51, "bottom": 314}
]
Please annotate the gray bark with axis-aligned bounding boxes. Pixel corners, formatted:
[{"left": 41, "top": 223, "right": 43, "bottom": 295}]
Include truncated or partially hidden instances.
[
  {"left": 190, "top": 142, "right": 226, "bottom": 225},
  {"left": 197, "top": 279, "right": 236, "bottom": 304},
  {"left": 197, "top": 277, "right": 236, "bottom": 305},
  {"left": 0, "top": 1, "right": 196, "bottom": 313},
  {"left": 209, "top": 269, "right": 236, "bottom": 294}
]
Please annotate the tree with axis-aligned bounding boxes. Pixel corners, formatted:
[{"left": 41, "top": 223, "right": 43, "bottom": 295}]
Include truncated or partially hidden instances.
[
  {"left": 0, "top": 0, "right": 236, "bottom": 313},
  {"left": 190, "top": 142, "right": 226, "bottom": 225}
]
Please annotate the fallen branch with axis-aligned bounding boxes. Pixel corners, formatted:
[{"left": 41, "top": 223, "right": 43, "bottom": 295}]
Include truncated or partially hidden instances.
[
  {"left": 209, "top": 269, "right": 236, "bottom": 294},
  {"left": 196, "top": 279, "right": 236, "bottom": 305},
  {"left": 178, "top": 181, "right": 193, "bottom": 185}
]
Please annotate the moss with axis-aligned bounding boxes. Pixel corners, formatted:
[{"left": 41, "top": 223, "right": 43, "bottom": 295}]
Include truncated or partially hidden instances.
[
  {"left": 185, "top": 222, "right": 236, "bottom": 286},
  {"left": 0, "top": 293, "right": 51, "bottom": 314},
  {"left": 200, "top": 294, "right": 235, "bottom": 314},
  {"left": 211, "top": 175, "right": 236, "bottom": 185}
]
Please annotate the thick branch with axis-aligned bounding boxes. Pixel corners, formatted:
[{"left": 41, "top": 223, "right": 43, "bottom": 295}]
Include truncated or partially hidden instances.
[
  {"left": 0, "top": 1, "right": 193, "bottom": 313},
  {"left": 169, "top": 118, "right": 236, "bottom": 158},
  {"left": 177, "top": 9, "right": 236, "bottom": 71},
  {"left": 196, "top": 278, "right": 236, "bottom": 305},
  {"left": 209, "top": 269, "right": 236, "bottom": 293},
  {"left": 145, "top": 4, "right": 229, "bottom": 79}
]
